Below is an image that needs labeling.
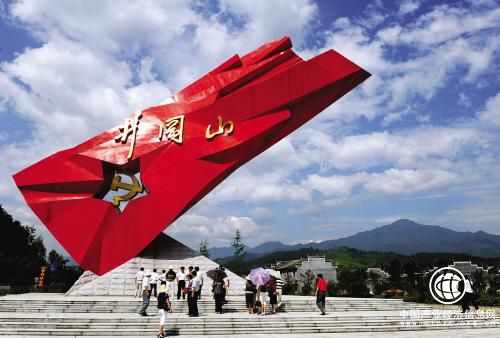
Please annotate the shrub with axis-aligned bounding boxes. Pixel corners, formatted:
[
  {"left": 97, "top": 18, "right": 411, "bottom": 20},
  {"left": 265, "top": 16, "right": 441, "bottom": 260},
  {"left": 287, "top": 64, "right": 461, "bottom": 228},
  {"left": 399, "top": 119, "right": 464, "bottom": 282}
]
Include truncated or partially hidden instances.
[
  {"left": 282, "top": 279, "right": 298, "bottom": 295},
  {"left": 327, "top": 280, "right": 336, "bottom": 297},
  {"left": 381, "top": 289, "right": 405, "bottom": 298}
]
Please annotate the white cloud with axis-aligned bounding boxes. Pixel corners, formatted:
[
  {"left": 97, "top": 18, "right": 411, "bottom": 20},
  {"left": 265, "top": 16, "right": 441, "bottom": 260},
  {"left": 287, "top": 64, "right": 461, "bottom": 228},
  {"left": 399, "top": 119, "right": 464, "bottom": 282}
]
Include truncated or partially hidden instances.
[
  {"left": 303, "top": 173, "right": 364, "bottom": 197},
  {"left": 297, "top": 126, "right": 485, "bottom": 171},
  {"left": 166, "top": 214, "right": 269, "bottom": 247},
  {"left": 432, "top": 201, "right": 500, "bottom": 235},
  {"left": 305, "top": 4, "right": 500, "bottom": 127},
  {"left": 398, "top": 0, "right": 420, "bottom": 15},
  {"left": 363, "top": 168, "right": 459, "bottom": 195},
  {"left": 478, "top": 92, "right": 500, "bottom": 127},
  {"left": 378, "top": 5, "right": 500, "bottom": 46},
  {"left": 249, "top": 206, "right": 276, "bottom": 224},
  {"left": 303, "top": 168, "right": 458, "bottom": 198}
]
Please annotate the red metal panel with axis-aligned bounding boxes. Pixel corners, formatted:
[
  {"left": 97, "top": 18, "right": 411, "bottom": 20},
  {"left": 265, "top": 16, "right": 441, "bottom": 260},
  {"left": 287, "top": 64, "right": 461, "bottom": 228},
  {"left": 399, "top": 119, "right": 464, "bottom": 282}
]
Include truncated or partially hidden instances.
[{"left": 13, "top": 37, "right": 370, "bottom": 275}]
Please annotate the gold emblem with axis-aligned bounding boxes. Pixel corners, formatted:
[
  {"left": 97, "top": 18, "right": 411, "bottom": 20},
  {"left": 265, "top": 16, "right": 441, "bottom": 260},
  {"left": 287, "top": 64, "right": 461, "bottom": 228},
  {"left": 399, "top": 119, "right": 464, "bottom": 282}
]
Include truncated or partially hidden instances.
[
  {"left": 115, "top": 111, "right": 142, "bottom": 160},
  {"left": 206, "top": 115, "right": 234, "bottom": 140},
  {"left": 110, "top": 173, "right": 144, "bottom": 207},
  {"left": 158, "top": 115, "right": 185, "bottom": 144}
]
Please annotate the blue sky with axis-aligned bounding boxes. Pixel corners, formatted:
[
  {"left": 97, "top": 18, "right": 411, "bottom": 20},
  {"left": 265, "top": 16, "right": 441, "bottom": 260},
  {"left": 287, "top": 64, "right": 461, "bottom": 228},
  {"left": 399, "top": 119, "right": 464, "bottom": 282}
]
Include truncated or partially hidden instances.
[{"left": 0, "top": 0, "right": 499, "bottom": 254}]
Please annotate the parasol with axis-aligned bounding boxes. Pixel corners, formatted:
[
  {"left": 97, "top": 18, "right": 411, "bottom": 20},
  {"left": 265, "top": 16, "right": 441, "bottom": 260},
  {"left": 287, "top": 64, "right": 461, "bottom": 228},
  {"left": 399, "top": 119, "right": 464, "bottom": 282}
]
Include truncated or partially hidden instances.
[
  {"left": 206, "top": 269, "right": 228, "bottom": 281},
  {"left": 248, "top": 267, "right": 270, "bottom": 286}
]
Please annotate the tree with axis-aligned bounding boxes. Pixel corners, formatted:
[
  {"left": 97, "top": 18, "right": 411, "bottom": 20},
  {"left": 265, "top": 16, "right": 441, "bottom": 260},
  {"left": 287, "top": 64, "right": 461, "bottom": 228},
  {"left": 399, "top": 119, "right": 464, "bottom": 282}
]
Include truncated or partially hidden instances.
[
  {"left": 388, "top": 259, "right": 402, "bottom": 287},
  {"left": 45, "top": 250, "right": 82, "bottom": 292},
  {"left": 337, "top": 268, "right": 369, "bottom": 297},
  {"left": 231, "top": 229, "right": 246, "bottom": 263},
  {"left": 299, "top": 269, "right": 315, "bottom": 295},
  {"left": 0, "top": 205, "right": 46, "bottom": 287},
  {"left": 367, "top": 271, "right": 389, "bottom": 295},
  {"left": 199, "top": 239, "right": 210, "bottom": 258},
  {"left": 48, "top": 250, "right": 68, "bottom": 272}
]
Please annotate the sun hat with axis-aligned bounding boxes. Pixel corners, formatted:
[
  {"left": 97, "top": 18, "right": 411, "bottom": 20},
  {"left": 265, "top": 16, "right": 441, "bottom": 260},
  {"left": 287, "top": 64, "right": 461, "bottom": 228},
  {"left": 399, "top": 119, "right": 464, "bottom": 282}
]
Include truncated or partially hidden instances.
[{"left": 159, "top": 284, "right": 169, "bottom": 293}]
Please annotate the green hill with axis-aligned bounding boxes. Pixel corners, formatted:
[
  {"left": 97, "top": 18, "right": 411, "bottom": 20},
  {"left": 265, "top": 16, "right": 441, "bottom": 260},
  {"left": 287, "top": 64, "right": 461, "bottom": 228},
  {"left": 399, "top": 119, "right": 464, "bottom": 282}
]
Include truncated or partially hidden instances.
[{"left": 218, "top": 246, "right": 500, "bottom": 276}]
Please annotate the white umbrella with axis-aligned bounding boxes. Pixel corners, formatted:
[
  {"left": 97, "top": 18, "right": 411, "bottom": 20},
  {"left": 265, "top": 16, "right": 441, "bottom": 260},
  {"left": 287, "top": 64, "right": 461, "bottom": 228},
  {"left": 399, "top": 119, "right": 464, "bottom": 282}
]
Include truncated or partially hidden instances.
[{"left": 266, "top": 268, "right": 282, "bottom": 279}]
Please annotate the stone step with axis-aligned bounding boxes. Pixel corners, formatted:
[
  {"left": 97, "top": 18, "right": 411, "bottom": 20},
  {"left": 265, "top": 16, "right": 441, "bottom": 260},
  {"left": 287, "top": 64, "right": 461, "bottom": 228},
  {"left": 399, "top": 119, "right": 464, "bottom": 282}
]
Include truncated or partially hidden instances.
[
  {"left": 0, "top": 321, "right": 497, "bottom": 336},
  {"left": 0, "top": 298, "right": 424, "bottom": 305},
  {"left": 0, "top": 316, "right": 438, "bottom": 323},
  {"left": 1, "top": 316, "right": 495, "bottom": 328},
  {"left": 0, "top": 302, "right": 425, "bottom": 308},
  {"left": 0, "top": 305, "right": 430, "bottom": 313},
  {"left": 0, "top": 298, "right": 430, "bottom": 314}
]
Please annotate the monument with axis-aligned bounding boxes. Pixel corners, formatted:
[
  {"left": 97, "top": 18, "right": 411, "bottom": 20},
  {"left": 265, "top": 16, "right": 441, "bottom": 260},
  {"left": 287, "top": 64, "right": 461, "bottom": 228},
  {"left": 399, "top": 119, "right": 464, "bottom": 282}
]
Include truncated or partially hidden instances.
[{"left": 12, "top": 36, "right": 370, "bottom": 276}]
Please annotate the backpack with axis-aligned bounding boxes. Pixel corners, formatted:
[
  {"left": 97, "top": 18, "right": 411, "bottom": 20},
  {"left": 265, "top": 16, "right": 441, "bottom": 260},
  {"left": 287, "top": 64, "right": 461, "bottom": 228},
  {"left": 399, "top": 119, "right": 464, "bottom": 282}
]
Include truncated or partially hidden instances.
[{"left": 214, "top": 282, "right": 224, "bottom": 296}]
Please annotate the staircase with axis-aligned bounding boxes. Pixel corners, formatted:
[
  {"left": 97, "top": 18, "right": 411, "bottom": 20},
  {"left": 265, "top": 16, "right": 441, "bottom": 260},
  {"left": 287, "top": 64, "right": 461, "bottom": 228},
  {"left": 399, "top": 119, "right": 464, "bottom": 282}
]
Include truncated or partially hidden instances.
[{"left": 0, "top": 294, "right": 497, "bottom": 336}]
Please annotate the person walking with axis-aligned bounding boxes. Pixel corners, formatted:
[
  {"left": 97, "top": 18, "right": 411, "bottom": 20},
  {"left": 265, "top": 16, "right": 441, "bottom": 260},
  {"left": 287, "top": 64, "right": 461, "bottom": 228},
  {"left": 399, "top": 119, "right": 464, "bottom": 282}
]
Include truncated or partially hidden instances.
[
  {"left": 176, "top": 267, "right": 186, "bottom": 300},
  {"left": 135, "top": 267, "right": 145, "bottom": 298},
  {"left": 150, "top": 268, "right": 159, "bottom": 297},
  {"left": 139, "top": 270, "right": 152, "bottom": 316},
  {"left": 244, "top": 278, "right": 256, "bottom": 314},
  {"left": 212, "top": 275, "right": 226, "bottom": 314},
  {"left": 166, "top": 266, "right": 176, "bottom": 299},
  {"left": 459, "top": 275, "right": 480, "bottom": 313},
  {"left": 315, "top": 273, "right": 327, "bottom": 315},
  {"left": 195, "top": 266, "right": 203, "bottom": 300},
  {"left": 157, "top": 282, "right": 172, "bottom": 338},
  {"left": 190, "top": 270, "right": 201, "bottom": 317}
]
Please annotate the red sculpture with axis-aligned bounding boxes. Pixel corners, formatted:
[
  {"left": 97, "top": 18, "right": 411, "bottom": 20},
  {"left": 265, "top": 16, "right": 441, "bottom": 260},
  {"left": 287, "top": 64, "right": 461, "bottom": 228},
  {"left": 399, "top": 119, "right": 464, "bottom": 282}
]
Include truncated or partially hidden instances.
[{"left": 13, "top": 37, "right": 370, "bottom": 275}]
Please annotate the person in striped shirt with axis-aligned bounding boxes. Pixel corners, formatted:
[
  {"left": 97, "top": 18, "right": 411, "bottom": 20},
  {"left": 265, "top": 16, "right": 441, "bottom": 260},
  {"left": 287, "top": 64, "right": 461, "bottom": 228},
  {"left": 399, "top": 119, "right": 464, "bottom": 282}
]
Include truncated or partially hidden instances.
[{"left": 276, "top": 278, "right": 284, "bottom": 308}]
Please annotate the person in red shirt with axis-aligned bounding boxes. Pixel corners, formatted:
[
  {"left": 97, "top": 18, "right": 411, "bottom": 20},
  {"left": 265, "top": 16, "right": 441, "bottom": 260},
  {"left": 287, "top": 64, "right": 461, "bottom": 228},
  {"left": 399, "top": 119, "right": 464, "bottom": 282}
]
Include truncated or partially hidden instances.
[{"left": 315, "top": 274, "right": 327, "bottom": 315}]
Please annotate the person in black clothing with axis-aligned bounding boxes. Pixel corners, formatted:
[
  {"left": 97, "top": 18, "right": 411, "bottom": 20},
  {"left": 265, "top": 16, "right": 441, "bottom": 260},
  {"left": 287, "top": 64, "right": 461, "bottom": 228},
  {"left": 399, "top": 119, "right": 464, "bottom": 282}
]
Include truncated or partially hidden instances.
[
  {"left": 244, "top": 278, "right": 256, "bottom": 314},
  {"left": 219, "top": 266, "right": 229, "bottom": 304},
  {"left": 458, "top": 275, "right": 480, "bottom": 313},
  {"left": 185, "top": 274, "right": 193, "bottom": 315},
  {"left": 268, "top": 277, "right": 278, "bottom": 314},
  {"left": 212, "top": 275, "right": 226, "bottom": 314},
  {"left": 165, "top": 266, "right": 176, "bottom": 298},
  {"left": 176, "top": 266, "right": 186, "bottom": 300},
  {"left": 157, "top": 282, "right": 171, "bottom": 338},
  {"left": 189, "top": 270, "right": 200, "bottom": 317}
]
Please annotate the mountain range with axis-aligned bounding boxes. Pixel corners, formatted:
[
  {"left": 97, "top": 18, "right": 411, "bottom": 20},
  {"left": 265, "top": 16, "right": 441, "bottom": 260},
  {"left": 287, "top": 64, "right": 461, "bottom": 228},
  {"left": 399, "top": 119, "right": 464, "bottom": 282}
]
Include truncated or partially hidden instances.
[{"left": 208, "top": 219, "right": 500, "bottom": 259}]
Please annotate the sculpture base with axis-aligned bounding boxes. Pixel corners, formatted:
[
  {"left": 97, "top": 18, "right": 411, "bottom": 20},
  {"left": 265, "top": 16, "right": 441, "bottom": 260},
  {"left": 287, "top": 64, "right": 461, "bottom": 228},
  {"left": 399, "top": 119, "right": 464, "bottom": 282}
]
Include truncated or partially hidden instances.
[{"left": 66, "top": 233, "right": 245, "bottom": 296}]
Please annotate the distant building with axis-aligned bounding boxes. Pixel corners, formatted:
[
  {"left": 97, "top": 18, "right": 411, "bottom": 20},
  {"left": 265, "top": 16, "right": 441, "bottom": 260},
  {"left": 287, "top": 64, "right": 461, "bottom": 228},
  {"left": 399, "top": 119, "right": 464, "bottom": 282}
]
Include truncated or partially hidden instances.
[
  {"left": 273, "top": 255, "right": 338, "bottom": 283},
  {"left": 448, "top": 261, "right": 490, "bottom": 276},
  {"left": 423, "top": 261, "right": 492, "bottom": 277}
]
